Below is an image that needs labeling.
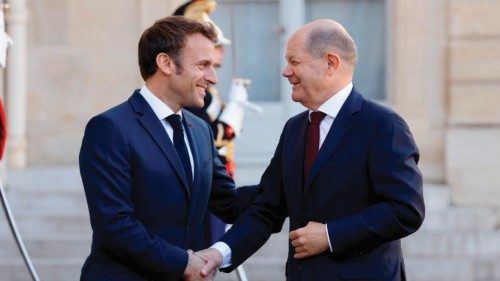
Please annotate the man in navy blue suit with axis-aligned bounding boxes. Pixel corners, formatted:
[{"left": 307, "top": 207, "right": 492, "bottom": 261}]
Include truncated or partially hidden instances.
[
  {"left": 79, "top": 16, "right": 256, "bottom": 281},
  {"left": 197, "top": 19, "right": 425, "bottom": 281}
]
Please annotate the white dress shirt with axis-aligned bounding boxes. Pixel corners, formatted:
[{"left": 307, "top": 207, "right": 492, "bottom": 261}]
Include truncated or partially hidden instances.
[
  {"left": 312, "top": 83, "right": 353, "bottom": 252},
  {"left": 139, "top": 84, "right": 195, "bottom": 178},
  {"left": 212, "top": 83, "right": 354, "bottom": 267}
]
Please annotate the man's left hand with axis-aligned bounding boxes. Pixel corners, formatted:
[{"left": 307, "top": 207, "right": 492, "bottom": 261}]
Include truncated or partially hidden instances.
[{"left": 289, "top": 221, "right": 329, "bottom": 259}]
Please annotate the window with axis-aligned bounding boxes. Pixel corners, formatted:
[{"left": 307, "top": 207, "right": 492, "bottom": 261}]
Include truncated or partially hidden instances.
[
  {"left": 307, "top": 0, "right": 387, "bottom": 100},
  {"left": 212, "top": 1, "right": 281, "bottom": 101},
  {"left": 212, "top": 0, "right": 387, "bottom": 101}
]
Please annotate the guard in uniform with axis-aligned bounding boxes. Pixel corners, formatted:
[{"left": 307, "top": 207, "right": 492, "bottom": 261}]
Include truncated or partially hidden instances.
[{"left": 174, "top": 0, "right": 255, "bottom": 247}]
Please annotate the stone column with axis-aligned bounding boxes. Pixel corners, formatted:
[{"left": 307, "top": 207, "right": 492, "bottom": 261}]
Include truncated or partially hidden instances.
[
  {"left": 390, "top": 0, "right": 446, "bottom": 182},
  {"left": 446, "top": 0, "right": 500, "bottom": 211},
  {"left": 6, "top": 0, "right": 28, "bottom": 169},
  {"left": 279, "top": 0, "right": 305, "bottom": 117}
]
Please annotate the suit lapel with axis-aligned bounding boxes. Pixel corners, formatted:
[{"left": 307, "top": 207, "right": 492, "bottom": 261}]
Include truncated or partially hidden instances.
[
  {"left": 304, "top": 89, "right": 363, "bottom": 189},
  {"left": 288, "top": 113, "right": 309, "bottom": 203},
  {"left": 129, "top": 91, "right": 191, "bottom": 198}
]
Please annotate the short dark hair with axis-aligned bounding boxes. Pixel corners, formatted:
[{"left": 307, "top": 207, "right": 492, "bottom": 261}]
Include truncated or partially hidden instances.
[
  {"left": 306, "top": 27, "right": 357, "bottom": 67},
  {"left": 138, "top": 16, "right": 217, "bottom": 80}
]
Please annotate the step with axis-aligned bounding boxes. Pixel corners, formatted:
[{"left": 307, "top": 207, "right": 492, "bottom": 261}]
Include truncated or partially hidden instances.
[
  {"left": 5, "top": 190, "right": 88, "bottom": 217},
  {"left": 405, "top": 258, "right": 474, "bottom": 281},
  {"left": 423, "top": 184, "right": 450, "bottom": 211},
  {"left": 0, "top": 214, "right": 91, "bottom": 239},
  {"left": 420, "top": 206, "right": 497, "bottom": 232},
  {"left": 5, "top": 166, "right": 82, "bottom": 192},
  {"left": 404, "top": 257, "right": 500, "bottom": 281},
  {"left": 0, "top": 236, "right": 91, "bottom": 259},
  {"left": 0, "top": 258, "right": 84, "bottom": 281},
  {"left": 0, "top": 258, "right": 285, "bottom": 281},
  {"left": 234, "top": 165, "right": 268, "bottom": 186},
  {"left": 3, "top": 257, "right": 499, "bottom": 281},
  {"left": 403, "top": 231, "right": 500, "bottom": 258}
]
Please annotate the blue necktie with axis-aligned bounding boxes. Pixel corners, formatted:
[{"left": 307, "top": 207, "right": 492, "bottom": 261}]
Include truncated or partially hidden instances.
[{"left": 166, "top": 114, "right": 193, "bottom": 187}]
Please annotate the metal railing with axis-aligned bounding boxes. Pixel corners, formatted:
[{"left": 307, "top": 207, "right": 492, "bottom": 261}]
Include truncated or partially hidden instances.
[{"left": 0, "top": 182, "right": 40, "bottom": 281}]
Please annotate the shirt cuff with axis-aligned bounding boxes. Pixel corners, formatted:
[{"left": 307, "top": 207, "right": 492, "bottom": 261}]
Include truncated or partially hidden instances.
[
  {"left": 210, "top": 242, "right": 232, "bottom": 268},
  {"left": 325, "top": 223, "right": 333, "bottom": 252}
]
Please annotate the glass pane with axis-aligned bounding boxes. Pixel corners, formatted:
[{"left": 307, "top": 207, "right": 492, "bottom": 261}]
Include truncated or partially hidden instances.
[
  {"left": 306, "top": 0, "right": 386, "bottom": 100},
  {"left": 212, "top": 1, "right": 281, "bottom": 101}
]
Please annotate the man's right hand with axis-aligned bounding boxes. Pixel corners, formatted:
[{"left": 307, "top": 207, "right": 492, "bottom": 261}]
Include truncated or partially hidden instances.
[
  {"left": 194, "top": 248, "right": 223, "bottom": 277},
  {"left": 183, "top": 250, "right": 214, "bottom": 281}
]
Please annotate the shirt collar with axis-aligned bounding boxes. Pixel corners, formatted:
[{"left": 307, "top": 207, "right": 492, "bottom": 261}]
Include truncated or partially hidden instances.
[
  {"left": 139, "top": 84, "right": 182, "bottom": 121},
  {"left": 309, "top": 82, "right": 353, "bottom": 119}
]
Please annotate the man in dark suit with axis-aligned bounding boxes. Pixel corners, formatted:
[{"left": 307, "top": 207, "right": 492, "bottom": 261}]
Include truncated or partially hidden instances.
[
  {"left": 79, "top": 16, "right": 255, "bottom": 281},
  {"left": 197, "top": 19, "right": 425, "bottom": 281}
]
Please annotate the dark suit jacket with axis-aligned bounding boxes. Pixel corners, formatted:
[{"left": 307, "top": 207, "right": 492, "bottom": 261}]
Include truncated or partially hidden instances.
[
  {"left": 220, "top": 89, "right": 425, "bottom": 281},
  {"left": 79, "top": 91, "right": 252, "bottom": 281}
]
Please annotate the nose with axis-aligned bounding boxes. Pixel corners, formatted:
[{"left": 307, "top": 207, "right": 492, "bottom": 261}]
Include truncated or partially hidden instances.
[
  {"left": 282, "top": 64, "right": 292, "bottom": 78},
  {"left": 206, "top": 66, "right": 218, "bottom": 85}
]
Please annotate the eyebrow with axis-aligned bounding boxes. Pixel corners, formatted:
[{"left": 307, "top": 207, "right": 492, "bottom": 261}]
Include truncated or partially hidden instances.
[{"left": 197, "top": 60, "right": 212, "bottom": 65}]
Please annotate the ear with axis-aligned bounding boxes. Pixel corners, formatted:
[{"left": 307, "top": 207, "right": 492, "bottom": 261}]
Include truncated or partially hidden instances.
[
  {"left": 156, "top": 53, "right": 175, "bottom": 75},
  {"left": 326, "top": 53, "right": 341, "bottom": 75}
]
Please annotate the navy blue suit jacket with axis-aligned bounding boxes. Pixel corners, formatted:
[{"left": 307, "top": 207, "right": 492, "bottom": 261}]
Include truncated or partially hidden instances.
[
  {"left": 79, "top": 91, "right": 250, "bottom": 280},
  {"left": 221, "top": 89, "right": 425, "bottom": 281}
]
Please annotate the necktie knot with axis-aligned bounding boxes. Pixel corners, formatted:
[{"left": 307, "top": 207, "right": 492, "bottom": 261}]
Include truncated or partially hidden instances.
[
  {"left": 166, "top": 114, "right": 183, "bottom": 132},
  {"left": 310, "top": 111, "right": 326, "bottom": 125}
]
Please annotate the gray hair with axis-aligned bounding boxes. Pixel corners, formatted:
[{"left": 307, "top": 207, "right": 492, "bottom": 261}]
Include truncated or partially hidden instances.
[{"left": 305, "top": 27, "right": 357, "bottom": 67}]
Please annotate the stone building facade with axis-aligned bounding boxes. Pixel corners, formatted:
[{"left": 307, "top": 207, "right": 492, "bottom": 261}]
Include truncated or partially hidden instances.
[
  {"left": 8, "top": 0, "right": 497, "bottom": 214},
  {"left": 1, "top": 0, "right": 499, "bottom": 280}
]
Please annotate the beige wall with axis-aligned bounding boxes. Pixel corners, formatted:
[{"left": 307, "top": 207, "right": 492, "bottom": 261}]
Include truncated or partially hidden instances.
[
  {"left": 446, "top": 0, "right": 500, "bottom": 209},
  {"left": 17, "top": 0, "right": 500, "bottom": 210},
  {"left": 25, "top": 0, "right": 183, "bottom": 165},
  {"left": 390, "top": 0, "right": 500, "bottom": 211},
  {"left": 390, "top": 0, "right": 447, "bottom": 183}
]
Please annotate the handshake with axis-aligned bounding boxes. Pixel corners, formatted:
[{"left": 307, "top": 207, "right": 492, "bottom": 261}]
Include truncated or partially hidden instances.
[{"left": 183, "top": 248, "right": 223, "bottom": 281}]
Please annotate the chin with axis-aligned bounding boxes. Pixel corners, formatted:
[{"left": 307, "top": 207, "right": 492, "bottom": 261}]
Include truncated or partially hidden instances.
[
  {"left": 291, "top": 92, "right": 302, "bottom": 103},
  {"left": 193, "top": 99, "right": 205, "bottom": 108}
]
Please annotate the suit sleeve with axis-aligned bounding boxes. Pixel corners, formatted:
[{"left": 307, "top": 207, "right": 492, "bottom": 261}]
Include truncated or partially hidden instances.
[
  {"left": 218, "top": 122, "right": 290, "bottom": 271},
  {"left": 79, "top": 115, "right": 188, "bottom": 279},
  {"left": 204, "top": 119, "right": 259, "bottom": 223},
  {"left": 327, "top": 112, "right": 425, "bottom": 258}
]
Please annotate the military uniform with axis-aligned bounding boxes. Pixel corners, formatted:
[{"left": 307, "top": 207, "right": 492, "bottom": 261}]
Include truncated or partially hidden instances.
[{"left": 174, "top": 0, "right": 249, "bottom": 246}]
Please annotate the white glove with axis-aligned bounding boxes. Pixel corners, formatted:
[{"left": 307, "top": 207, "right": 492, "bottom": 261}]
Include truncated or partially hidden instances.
[
  {"left": 206, "top": 87, "right": 222, "bottom": 121},
  {"left": 228, "top": 78, "right": 263, "bottom": 113},
  {"left": 219, "top": 102, "right": 244, "bottom": 137},
  {"left": 218, "top": 79, "right": 248, "bottom": 137},
  {"left": 227, "top": 78, "right": 249, "bottom": 103}
]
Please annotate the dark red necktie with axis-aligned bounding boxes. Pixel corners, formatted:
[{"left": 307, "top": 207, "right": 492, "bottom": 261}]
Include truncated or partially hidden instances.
[{"left": 304, "top": 111, "right": 326, "bottom": 179}]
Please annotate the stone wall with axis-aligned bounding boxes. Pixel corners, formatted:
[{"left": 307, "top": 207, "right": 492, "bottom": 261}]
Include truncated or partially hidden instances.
[
  {"left": 390, "top": 0, "right": 447, "bottom": 183},
  {"left": 446, "top": 0, "right": 500, "bottom": 211},
  {"left": 25, "top": 0, "right": 183, "bottom": 165},
  {"left": 13, "top": 0, "right": 500, "bottom": 213}
]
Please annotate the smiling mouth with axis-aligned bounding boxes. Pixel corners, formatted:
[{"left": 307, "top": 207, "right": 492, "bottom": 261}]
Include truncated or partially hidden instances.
[{"left": 196, "top": 86, "right": 207, "bottom": 97}]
